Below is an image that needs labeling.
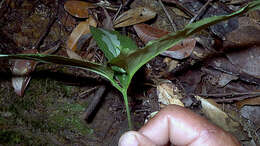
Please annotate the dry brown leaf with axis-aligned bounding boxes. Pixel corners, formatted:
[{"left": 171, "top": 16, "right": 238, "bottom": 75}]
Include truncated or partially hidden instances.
[
  {"left": 157, "top": 80, "right": 184, "bottom": 107},
  {"left": 134, "top": 23, "right": 169, "bottom": 44},
  {"left": 66, "top": 16, "right": 97, "bottom": 51},
  {"left": 236, "top": 97, "right": 260, "bottom": 109},
  {"left": 134, "top": 23, "right": 196, "bottom": 59},
  {"left": 10, "top": 49, "right": 38, "bottom": 96},
  {"left": 113, "top": 7, "right": 156, "bottom": 28},
  {"left": 195, "top": 96, "right": 247, "bottom": 140},
  {"left": 161, "top": 38, "right": 196, "bottom": 59},
  {"left": 12, "top": 76, "right": 31, "bottom": 96},
  {"left": 64, "top": 1, "right": 97, "bottom": 18}
]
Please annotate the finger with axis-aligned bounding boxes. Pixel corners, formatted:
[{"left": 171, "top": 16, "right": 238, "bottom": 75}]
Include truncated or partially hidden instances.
[
  {"left": 139, "top": 105, "right": 240, "bottom": 146},
  {"left": 118, "top": 131, "right": 157, "bottom": 146}
]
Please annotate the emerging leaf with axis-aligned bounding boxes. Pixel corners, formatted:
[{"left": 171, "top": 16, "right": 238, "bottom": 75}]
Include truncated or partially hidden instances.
[
  {"left": 90, "top": 26, "right": 138, "bottom": 61},
  {"left": 113, "top": 7, "right": 156, "bottom": 28}
]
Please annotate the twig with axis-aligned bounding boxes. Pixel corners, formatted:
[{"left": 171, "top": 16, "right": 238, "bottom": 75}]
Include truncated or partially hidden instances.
[
  {"left": 198, "top": 92, "right": 260, "bottom": 98},
  {"left": 189, "top": 0, "right": 212, "bottom": 24},
  {"left": 162, "top": 0, "right": 194, "bottom": 17},
  {"left": 84, "top": 85, "right": 106, "bottom": 121},
  {"left": 32, "top": 9, "right": 57, "bottom": 50},
  {"left": 113, "top": 3, "right": 123, "bottom": 22},
  {"left": 215, "top": 94, "right": 260, "bottom": 103},
  {"left": 158, "top": 0, "right": 177, "bottom": 32}
]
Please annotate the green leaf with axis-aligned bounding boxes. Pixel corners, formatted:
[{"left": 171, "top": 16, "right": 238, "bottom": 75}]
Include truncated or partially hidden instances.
[
  {"left": 0, "top": 54, "right": 123, "bottom": 90},
  {"left": 110, "top": 0, "right": 260, "bottom": 89},
  {"left": 90, "top": 26, "right": 138, "bottom": 61}
]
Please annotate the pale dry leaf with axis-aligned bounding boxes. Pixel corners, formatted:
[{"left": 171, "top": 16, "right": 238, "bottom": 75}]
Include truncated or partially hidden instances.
[
  {"left": 113, "top": 7, "right": 156, "bottom": 28},
  {"left": 12, "top": 76, "right": 31, "bottom": 96},
  {"left": 66, "top": 49, "right": 83, "bottom": 61},
  {"left": 157, "top": 80, "right": 184, "bottom": 107},
  {"left": 64, "top": 0, "right": 97, "bottom": 18},
  {"left": 195, "top": 96, "right": 247, "bottom": 140},
  {"left": 66, "top": 16, "right": 97, "bottom": 51}
]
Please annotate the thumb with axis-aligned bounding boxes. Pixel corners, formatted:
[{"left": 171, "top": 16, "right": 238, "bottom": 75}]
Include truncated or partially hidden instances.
[{"left": 119, "top": 131, "right": 157, "bottom": 146}]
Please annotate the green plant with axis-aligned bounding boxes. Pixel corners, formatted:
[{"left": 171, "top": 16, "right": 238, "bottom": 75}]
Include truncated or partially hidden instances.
[{"left": 1, "top": 1, "right": 259, "bottom": 129}]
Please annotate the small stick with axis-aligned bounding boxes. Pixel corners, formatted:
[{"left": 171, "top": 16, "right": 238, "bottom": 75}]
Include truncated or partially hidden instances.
[
  {"left": 84, "top": 85, "right": 106, "bottom": 121},
  {"left": 198, "top": 92, "right": 260, "bottom": 98},
  {"left": 189, "top": 0, "right": 212, "bottom": 24},
  {"left": 215, "top": 94, "right": 260, "bottom": 103},
  {"left": 113, "top": 3, "right": 123, "bottom": 22},
  {"left": 158, "top": 0, "right": 177, "bottom": 32}
]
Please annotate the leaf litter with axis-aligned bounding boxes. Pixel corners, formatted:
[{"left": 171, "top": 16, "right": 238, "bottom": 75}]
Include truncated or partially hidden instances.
[{"left": 0, "top": 0, "right": 260, "bottom": 145}]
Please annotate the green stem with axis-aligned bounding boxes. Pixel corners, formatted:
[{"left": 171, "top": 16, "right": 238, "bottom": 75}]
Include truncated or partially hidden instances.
[{"left": 122, "top": 90, "right": 133, "bottom": 130}]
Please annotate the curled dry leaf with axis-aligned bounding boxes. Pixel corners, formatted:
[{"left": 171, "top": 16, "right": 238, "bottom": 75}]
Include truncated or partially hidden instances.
[
  {"left": 12, "top": 76, "right": 31, "bottom": 96},
  {"left": 195, "top": 96, "right": 247, "bottom": 140},
  {"left": 66, "top": 16, "right": 97, "bottom": 51},
  {"left": 10, "top": 49, "right": 38, "bottom": 96},
  {"left": 157, "top": 80, "right": 184, "bottom": 107},
  {"left": 113, "top": 7, "right": 156, "bottom": 28},
  {"left": 134, "top": 23, "right": 196, "bottom": 59},
  {"left": 64, "top": 0, "right": 97, "bottom": 18}
]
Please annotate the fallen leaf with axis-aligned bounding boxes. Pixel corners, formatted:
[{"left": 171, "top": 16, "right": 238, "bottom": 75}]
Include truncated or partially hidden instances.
[
  {"left": 240, "top": 106, "right": 260, "bottom": 127},
  {"left": 64, "top": 0, "right": 97, "bottom": 18},
  {"left": 134, "top": 23, "right": 196, "bottom": 59},
  {"left": 157, "top": 80, "right": 184, "bottom": 107},
  {"left": 66, "top": 16, "right": 97, "bottom": 51},
  {"left": 113, "top": 7, "right": 156, "bottom": 28},
  {"left": 12, "top": 76, "right": 31, "bottom": 96},
  {"left": 161, "top": 38, "right": 196, "bottom": 59},
  {"left": 10, "top": 49, "right": 38, "bottom": 96},
  {"left": 66, "top": 48, "right": 83, "bottom": 61},
  {"left": 236, "top": 97, "right": 260, "bottom": 109},
  {"left": 133, "top": 23, "right": 169, "bottom": 44},
  {"left": 195, "top": 95, "right": 248, "bottom": 140}
]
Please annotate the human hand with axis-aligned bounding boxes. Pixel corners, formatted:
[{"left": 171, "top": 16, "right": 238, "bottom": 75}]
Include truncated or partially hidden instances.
[{"left": 119, "top": 105, "right": 240, "bottom": 146}]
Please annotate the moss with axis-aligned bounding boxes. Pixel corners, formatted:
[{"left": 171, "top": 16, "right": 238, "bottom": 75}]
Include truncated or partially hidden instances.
[{"left": 0, "top": 78, "right": 95, "bottom": 145}]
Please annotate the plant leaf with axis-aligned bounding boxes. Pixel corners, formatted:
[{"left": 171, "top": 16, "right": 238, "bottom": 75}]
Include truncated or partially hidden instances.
[
  {"left": 0, "top": 54, "right": 116, "bottom": 86},
  {"left": 90, "top": 26, "right": 138, "bottom": 61},
  {"left": 110, "top": 0, "right": 260, "bottom": 89}
]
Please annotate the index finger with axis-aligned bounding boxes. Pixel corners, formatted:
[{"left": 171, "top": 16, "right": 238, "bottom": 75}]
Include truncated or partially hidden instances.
[{"left": 139, "top": 105, "right": 240, "bottom": 146}]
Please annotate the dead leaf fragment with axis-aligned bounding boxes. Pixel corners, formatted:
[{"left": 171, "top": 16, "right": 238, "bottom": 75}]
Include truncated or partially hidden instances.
[
  {"left": 113, "top": 7, "right": 156, "bottom": 28},
  {"left": 64, "top": 1, "right": 97, "bottom": 18},
  {"left": 236, "top": 97, "right": 260, "bottom": 109},
  {"left": 161, "top": 38, "right": 196, "bottom": 59},
  {"left": 134, "top": 23, "right": 169, "bottom": 44},
  {"left": 10, "top": 49, "right": 38, "bottom": 96},
  {"left": 66, "top": 16, "right": 97, "bottom": 51},
  {"left": 195, "top": 96, "right": 247, "bottom": 140},
  {"left": 157, "top": 80, "right": 184, "bottom": 107}
]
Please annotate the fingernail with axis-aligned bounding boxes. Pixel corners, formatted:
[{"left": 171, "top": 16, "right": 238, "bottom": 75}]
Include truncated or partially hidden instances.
[{"left": 119, "top": 132, "right": 139, "bottom": 146}]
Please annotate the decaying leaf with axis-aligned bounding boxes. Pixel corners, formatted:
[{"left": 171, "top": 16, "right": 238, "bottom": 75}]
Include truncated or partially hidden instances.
[
  {"left": 133, "top": 23, "right": 169, "bottom": 44},
  {"left": 64, "top": 1, "right": 97, "bottom": 18},
  {"left": 157, "top": 80, "right": 184, "bottom": 107},
  {"left": 10, "top": 49, "right": 38, "bottom": 76},
  {"left": 66, "top": 49, "right": 83, "bottom": 61},
  {"left": 12, "top": 76, "right": 31, "bottom": 96},
  {"left": 113, "top": 7, "right": 156, "bottom": 28},
  {"left": 195, "top": 96, "right": 248, "bottom": 140},
  {"left": 10, "top": 49, "right": 38, "bottom": 96},
  {"left": 236, "top": 97, "right": 260, "bottom": 109},
  {"left": 161, "top": 38, "right": 196, "bottom": 59},
  {"left": 66, "top": 16, "right": 97, "bottom": 51},
  {"left": 134, "top": 23, "right": 196, "bottom": 59}
]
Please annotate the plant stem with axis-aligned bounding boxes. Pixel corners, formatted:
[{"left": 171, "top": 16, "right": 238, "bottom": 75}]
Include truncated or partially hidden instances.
[{"left": 122, "top": 90, "right": 133, "bottom": 130}]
